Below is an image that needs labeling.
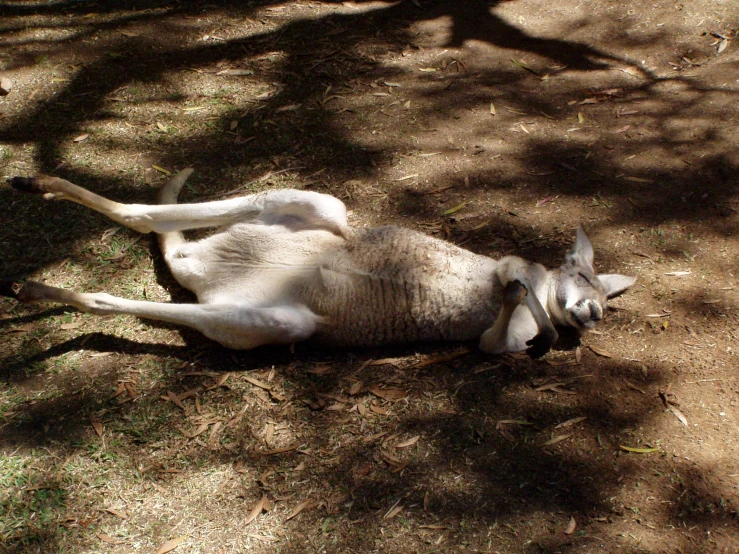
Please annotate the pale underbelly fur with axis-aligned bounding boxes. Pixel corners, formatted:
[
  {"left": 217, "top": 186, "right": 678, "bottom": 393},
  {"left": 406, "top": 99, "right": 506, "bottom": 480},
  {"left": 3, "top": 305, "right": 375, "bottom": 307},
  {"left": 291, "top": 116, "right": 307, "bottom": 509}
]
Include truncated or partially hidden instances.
[{"left": 185, "top": 224, "right": 503, "bottom": 347}]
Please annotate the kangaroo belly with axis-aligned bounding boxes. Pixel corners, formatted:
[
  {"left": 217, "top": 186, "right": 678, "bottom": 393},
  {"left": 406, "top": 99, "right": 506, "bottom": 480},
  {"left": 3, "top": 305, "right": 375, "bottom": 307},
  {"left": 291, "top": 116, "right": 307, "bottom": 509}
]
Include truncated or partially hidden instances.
[
  {"left": 298, "top": 227, "right": 501, "bottom": 346},
  {"left": 179, "top": 224, "right": 344, "bottom": 304}
]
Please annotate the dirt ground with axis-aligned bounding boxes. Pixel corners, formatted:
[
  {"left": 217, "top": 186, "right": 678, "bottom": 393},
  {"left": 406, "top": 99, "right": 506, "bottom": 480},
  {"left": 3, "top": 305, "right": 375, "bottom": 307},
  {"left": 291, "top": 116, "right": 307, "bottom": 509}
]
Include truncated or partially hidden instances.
[{"left": 1, "top": 1, "right": 738, "bottom": 552}]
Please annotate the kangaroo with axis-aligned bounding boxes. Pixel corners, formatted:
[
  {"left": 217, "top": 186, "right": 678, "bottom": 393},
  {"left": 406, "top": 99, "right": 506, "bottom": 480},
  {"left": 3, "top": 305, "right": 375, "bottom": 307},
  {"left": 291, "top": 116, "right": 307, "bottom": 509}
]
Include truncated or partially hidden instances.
[{"left": 3, "top": 169, "right": 634, "bottom": 357}]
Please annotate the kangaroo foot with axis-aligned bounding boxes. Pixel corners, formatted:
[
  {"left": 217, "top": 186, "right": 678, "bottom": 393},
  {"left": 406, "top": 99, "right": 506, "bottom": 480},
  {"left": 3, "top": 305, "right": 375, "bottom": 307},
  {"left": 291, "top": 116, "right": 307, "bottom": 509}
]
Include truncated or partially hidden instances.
[
  {"left": 8, "top": 176, "right": 74, "bottom": 200},
  {"left": 0, "top": 279, "right": 23, "bottom": 299},
  {"left": 0, "top": 280, "right": 56, "bottom": 303}
]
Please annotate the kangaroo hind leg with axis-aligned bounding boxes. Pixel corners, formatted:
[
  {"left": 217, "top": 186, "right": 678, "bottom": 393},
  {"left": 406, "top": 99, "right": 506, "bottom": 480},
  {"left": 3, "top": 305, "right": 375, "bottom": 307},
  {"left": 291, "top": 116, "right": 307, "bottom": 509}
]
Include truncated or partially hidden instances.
[{"left": 4, "top": 280, "right": 321, "bottom": 350}]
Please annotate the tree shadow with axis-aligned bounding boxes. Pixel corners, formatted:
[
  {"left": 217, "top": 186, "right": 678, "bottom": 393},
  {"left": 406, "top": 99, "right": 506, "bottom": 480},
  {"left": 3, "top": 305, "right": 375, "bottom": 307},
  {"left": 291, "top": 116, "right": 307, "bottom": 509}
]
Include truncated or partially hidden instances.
[{"left": 1, "top": 1, "right": 738, "bottom": 552}]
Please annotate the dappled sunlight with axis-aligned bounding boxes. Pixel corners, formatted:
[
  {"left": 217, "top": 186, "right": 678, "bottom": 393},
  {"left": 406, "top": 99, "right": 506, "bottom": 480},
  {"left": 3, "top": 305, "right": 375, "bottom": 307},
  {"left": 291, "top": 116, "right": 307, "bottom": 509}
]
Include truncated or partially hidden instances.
[{"left": 1, "top": 0, "right": 738, "bottom": 552}]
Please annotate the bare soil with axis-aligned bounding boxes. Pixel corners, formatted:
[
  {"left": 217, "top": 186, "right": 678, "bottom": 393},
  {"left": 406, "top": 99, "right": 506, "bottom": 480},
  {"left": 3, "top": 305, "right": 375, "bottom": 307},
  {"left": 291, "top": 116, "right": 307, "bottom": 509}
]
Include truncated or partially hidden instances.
[{"left": 1, "top": 1, "right": 738, "bottom": 553}]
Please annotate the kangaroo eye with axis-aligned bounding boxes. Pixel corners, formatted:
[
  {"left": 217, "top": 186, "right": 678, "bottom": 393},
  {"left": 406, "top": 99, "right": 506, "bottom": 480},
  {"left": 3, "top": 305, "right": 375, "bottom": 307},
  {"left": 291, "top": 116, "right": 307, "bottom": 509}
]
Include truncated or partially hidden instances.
[{"left": 577, "top": 272, "right": 595, "bottom": 287}]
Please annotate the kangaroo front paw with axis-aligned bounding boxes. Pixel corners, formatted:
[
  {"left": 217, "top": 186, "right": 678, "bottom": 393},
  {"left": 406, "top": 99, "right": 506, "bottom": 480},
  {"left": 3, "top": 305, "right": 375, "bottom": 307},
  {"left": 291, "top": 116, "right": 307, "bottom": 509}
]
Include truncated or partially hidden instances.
[
  {"left": 503, "top": 279, "right": 528, "bottom": 306},
  {"left": 525, "top": 327, "right": 558, "bottom": 359}
]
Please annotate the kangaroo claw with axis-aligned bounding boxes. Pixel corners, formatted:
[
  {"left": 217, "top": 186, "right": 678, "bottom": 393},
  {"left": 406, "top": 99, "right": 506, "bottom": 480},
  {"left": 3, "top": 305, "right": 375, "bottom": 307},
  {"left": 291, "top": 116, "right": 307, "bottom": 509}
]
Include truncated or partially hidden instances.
[{"left": 525, "top": 326, "right": 558, "bottom": 358}]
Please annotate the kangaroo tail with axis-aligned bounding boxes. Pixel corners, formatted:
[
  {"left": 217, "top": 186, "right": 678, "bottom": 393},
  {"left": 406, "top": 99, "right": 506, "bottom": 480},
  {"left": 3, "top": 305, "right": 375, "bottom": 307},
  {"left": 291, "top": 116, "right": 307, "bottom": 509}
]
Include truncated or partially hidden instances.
[{"left": 156, "top": 168, "right": 194, "bottom": 256}]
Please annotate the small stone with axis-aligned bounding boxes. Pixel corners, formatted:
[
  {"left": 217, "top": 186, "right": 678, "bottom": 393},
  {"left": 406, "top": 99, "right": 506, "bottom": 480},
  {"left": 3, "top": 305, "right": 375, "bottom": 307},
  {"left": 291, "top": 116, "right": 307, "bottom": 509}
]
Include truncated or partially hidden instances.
[{"left": 0, "top": 76, "right": 12, "bottom": 96}]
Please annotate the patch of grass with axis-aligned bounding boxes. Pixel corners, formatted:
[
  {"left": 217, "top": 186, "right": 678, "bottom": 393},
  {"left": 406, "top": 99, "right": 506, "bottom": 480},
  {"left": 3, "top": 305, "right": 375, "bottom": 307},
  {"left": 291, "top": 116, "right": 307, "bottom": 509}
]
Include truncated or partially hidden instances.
[
  {"left": 0, "top": 453, "right": 68, "bottom": 548},
  {"left": 47, "top": 352, "right": 82, "bottom": 375},
  {"left": 0, "top": 388, "right": 23, "bottom": 422}
]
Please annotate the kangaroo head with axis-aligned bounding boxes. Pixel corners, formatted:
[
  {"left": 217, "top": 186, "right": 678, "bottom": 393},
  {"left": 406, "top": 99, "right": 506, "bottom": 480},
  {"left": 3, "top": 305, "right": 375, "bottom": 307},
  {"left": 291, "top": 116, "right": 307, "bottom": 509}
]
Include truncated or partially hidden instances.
[{"left": 549, "top": 226, "right": 635, "bottom": 330}]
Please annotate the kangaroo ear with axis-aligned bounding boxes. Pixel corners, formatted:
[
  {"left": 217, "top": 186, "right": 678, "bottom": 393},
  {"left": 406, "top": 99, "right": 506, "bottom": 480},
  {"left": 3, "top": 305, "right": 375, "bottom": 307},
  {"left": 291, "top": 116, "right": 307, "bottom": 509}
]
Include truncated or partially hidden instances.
[
  {"left": 599, "top": 274, "right": 636, "bottom": 299},
  {"left": 565, "top": 225, "right": 594, "bottom": 272}
]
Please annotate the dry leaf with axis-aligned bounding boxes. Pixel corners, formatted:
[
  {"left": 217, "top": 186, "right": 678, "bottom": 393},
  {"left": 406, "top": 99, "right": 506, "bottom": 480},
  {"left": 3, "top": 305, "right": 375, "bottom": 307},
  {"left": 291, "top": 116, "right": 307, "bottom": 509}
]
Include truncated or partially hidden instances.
[
  {"left": 73, "top": 134, "right": 89, "bottom": 143},
  {"left": 575, "top": 346, "right": 582, "bottom": 363},
  {"left": 563, "top": 516, "right": 577, "bottom": 535},
  {"left": 285, "top": 498, "right": 313, "bottom": 521},
  {"left": 618, "top": 66, "right": 641, "bottom": 77},
  {"left": 620, "top": 445, "right": 660, "bottom": 453},
  {"left": 190, "top": 423, "right": 209, "bottom": 438},
  {"left": 264, "top": 422, "right": 274, "bottom": 445},
  {"left": 216, "top": 69, "right": 254, "bottom": 76},
  {"left": 411, "top": 348, "right": 470, "bottom": 369},
  {"left": 535, "top": 195, "right": 557, "bottom": 207},
  {"left": 497, "top": 419, "right": 531, "bottom": 426},
  {"left": 167, "top": 391, "right": 186, "bottom": 410},
  {"left": 156, "top": 122, "right": 168, "bottom": 132},
  {"left": 442, "top": 201, "right": 467, "bottom": 216},
  {"left": 245, "top": 495, "right": 267, "bottom": 525},
  {"left": 385, "top": 504, "right": 404, "bottom": 519},
  {"left": 624, "top": 380, "right": 647, "bottom": 395},
  {"left": 60, "top": 322, "right": 82, "bottom": 330},
  {"left": 226, "top": 404, "right": 249, "bottom": 428},
  {"left": 717, "top": 38, "right": 728, "bottom": 54},
  {"left": 245, "top": 376, "right": 270, "bottom": 390},
  {"left": 390, "top": 462, "right": 409, "bottom": 474},
  {"left": 368, "top": 387, "right": 407, "bottom": 402},
  {"left": 577, "top": 112, "right": 585, "bottom": 123},
  {"left": 206, "top": 373, "right": 230, "bottom": 390},
  {"left": 623, "top": 176, "right": 653, "bottom": 183},
  {"left": 90, "top": 414, "right": 103, "bottom": 437},
  {"left": 261, "top": 444, "right": 299, "bottom": 455},
  {"left": 535, "top": 383, "right": 576, "bottom": 394},
  {"left": 304, "top": 364, "right": 334, "bottom": 374},
  {"left": 154, "top": 536, "right": 186, "bottom": 554},
  {"left": 276, "top": 103, "right": 301, "bottom": 112},
  {"left": 396, "top": 435, "right": 420, "bottom": 449},
  {"left": 208, "top": 421, "right": 222, "bottom": 445},
  {"left": 543, "top": 434, "right": 572, "bottom": 446},
  {"left": 105, "top": 507, "right": 128, "bottom": 519},
  {"left": 96, "top": 533, "right": 125, "bottom": 544},
  {"left": 667, "top": 404, "right": 688, "bottom": 426},
  {"left": 349, "top": 381, "right": 363, "bottom": 395},
  {"left": 363, "top": 431, "right": 389, "bottom": 443},
  {"left": 370, "top": 403, "right": 388, "bottom": 415},
  {"left": 555, "top": 416, "right": 587, "bottom": 429},
  {"left": 326, "top": 402, "right": 347, "bottom": 411},
  {"left": 589, "top": 345, "right": 613, "bottom": 358},
  {"left": 368, "top": 357, "right": 405, "bottom": 367},
  {"left": 510, "top": 58, "right": 540, "bottom": 75}
]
